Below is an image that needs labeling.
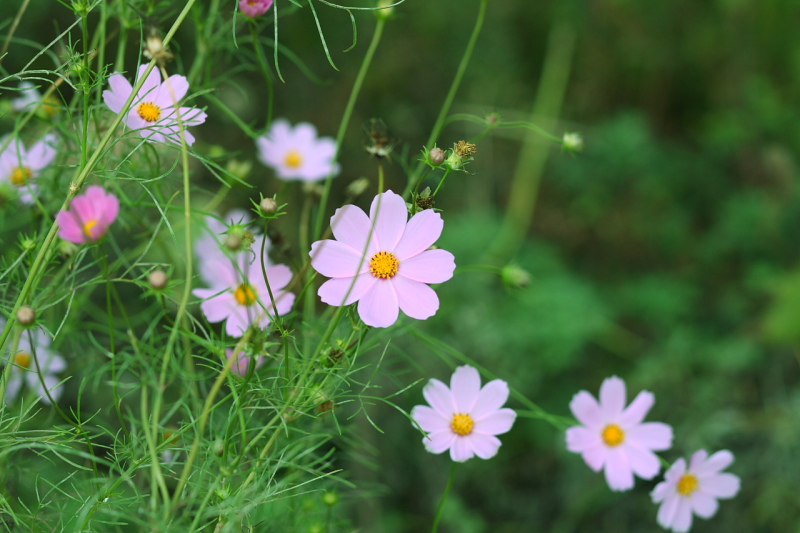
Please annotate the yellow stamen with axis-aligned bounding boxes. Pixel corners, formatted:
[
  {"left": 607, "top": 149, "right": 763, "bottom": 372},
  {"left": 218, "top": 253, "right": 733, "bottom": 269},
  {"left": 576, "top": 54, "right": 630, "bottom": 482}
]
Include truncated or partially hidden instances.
[
  {"left": 10, "top": 166, "right": 32, "bottom": 186},
  {"left": 677, "top": 473, "right": 699, "bottom": 496},
  {"left": 369, "top": 251, "right": 399, "bottom": 279},
  {"left": 602, "top": 424, "right": 625, "bottom": 447},
  {"left": 450, "top": 413, "right": 474, "bottom": 436},
  {"left": 284, "top": 150, "right": 303, "bottom": 168},
  {"left": 234, "top": 283, "right": 257, "bottom": 306},
  {"left": 137, "top": 101, "right": 162, "bottom": 122},
  {"left": 83, "top": 219, "right": 99, "bottom": 238},
  {"left": 14, "top": 352, "right": 31, "bottom": 369}
]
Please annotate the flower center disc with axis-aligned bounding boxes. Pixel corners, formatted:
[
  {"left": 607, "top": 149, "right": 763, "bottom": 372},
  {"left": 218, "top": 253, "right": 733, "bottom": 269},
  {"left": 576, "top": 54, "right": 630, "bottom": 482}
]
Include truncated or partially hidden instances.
[
  {"left": 10, "top": 166, "right": 32, "bottom": 186},
  {"left": 234, "top": 283, "right": 257, "bottom": 306},
  {"left": 138, "top": 102, "right": 162, "bottom": 122},
  {"left": 369, "top": 251, "right": 399, "bottom": 279},
  {"left": 284, "top": 150, "right": 303, "bottom": 168},
  {"left": 14, "top": 352, "right": 31, "bottom": 369},
  {"left": 602, "top": 424, "right": 625, "bottom": 447},
  {"left": 450, "top": 413, "right": 474, "bottom": 436},
  {"left": 677, "top": 473, "right": 699, "bottom": 496},
  {"left": 83, "top": 219, "right": 99, "bottom": 238}
]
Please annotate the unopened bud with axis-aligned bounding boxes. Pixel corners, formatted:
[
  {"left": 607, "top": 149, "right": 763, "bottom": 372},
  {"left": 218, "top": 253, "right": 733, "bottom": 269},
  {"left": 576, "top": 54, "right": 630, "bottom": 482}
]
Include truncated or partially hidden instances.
[
  {"left": 429, "top": 147, "right": 445, "bottom": 166},
  {"left": 225, "top": 233, "right": 243, "bottom": 251},
  {"left": 562, "top": 132, "right": 583, "bottom": 152},
  {"left": 260, "top": 197, "right": 278, "bottom": 216},
  {"left": 346, "top": 178, "right": 370, "bottom": 198},
  {"left": 322, "top": 491, "right": 339, "bottom": 506},
  {"left": 16, "top": 306, "right": 36, "bottom": 326},
  {"left": 212, "top": 439, "right": 225, "bottom": 456},
  {"left": 148, "top": 269, "right": 168, "bottom": 290},
  {"left": 500, "top": 264, "right": 531, "bottom": 289}
]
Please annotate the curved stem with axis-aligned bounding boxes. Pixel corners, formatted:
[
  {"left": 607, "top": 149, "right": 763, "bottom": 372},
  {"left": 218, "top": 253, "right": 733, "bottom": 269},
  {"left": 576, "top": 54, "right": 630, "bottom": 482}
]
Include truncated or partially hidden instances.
[{"left": 431, "top": 462, "right": 458, "bottom": 533}]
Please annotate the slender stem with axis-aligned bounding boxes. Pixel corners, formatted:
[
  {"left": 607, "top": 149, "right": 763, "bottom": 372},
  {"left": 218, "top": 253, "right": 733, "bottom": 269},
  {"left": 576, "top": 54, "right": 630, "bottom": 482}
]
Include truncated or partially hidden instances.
[
  {"left": 0, "top": 0, "right": 31, "bottom": 62},
  {"left": 250, "top": 21, "right": 275, "bottom": 129},
  {"left": 431, "top": 462, "right": 458, "bottom": 533}
]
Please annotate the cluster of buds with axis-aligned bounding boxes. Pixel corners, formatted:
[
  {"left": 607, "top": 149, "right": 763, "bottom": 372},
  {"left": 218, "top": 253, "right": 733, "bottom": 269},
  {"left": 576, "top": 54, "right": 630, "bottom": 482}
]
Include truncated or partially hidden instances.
[
  {"left": 224, "top": 223, "right": 256, "bottom": 252},
  {"left": 423, "top": 141, "right": 478, "bottom": 171}
]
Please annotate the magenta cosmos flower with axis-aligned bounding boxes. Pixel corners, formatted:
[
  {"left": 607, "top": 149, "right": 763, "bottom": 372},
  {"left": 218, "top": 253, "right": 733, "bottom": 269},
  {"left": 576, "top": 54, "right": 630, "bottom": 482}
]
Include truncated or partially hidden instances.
[
  {"left": 256, "top": 119, "right": 339, "bottom": 182},
  {"left": 56, "top": 186, "right": 120, "bottom": 244},
  {"left": 239, "top": 0, "right": 273, "bottom": 17},
  {"left": 310, "top": 190, "right": 455, "bottom": 328},
  {"left": 411, "top": 365, "right": 516, "bottom": 462},
  {"left": 193, "top": 237, "right": 295, "bottom": 337},
  {"left": 652, "top": 450, "right": 741, "bottom": 533},
  {"left": 0, "top": 134, "right": 57, "bottom": 204},
  {"left": 103, "top": 64, "right": 206, "bottom": 145},
  {"left": 566, "top": 376, "right": 673, "bottom": 491}
]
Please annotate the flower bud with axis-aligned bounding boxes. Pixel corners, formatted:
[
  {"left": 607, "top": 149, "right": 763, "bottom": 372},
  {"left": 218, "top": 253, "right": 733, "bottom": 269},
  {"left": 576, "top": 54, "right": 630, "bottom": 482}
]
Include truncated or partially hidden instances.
[
  {"left": 374, "top": 0, "right": 394, "bottom": 21},
  {"left": 562, "top": 132, "right": 583, "bottom": 152},
  {"left": 346, "top": 178, "right": 370, "bottom": 198},
  {"left": 260, "top": 197, "right": 278, "bottom": 216},
  {"left": 500, "top": 264, "right": 531, "bottom": 289},
  {"left": 16, "top": 306, "right": 36, "bottom": 326},
  {"left": 148, "top": 269, "right": 168, "bottom": 290},
  {"left": 322, "top": 491, "right": 339, "bottom": 506},
  {"left": 226, "top": 159, "right": 252, "bottom": 181},
  {"left": 225, "top": 233, "right": 243, "bottom": 251},
  {"left": 429, "top": 147, "right": 445, "bottom": 166}
]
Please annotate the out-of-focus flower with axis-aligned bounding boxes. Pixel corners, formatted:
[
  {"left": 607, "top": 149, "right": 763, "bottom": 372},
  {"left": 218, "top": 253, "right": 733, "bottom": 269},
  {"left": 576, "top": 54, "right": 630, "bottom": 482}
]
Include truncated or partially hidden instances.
[
  {"left": 102, "top": 64, "right": 206, "bottom": 145},
  {"left": 11, "top": 81, "right": 41, "bottom": 111},
  {"left": 56, "top": 186, "right": 119, "bottom": 244},
  {"left": 411, "top": 365, "right": 516, "bottom": 462},
  {"left": 196, "top": 209, "right": 257, "bottom": 286},
  {"left": 239, "top": 0, "right": 274, "bottom": 17},
  {"left": 310, "top": 190, "right": 456, "bottom": 328},
  {"left": 652, "top": 450, "right": 741, "bottom": 533},
  {"left": 1, "top": 319, "right": 66, "bottom": 404},
  {"left": 256, "top": 119, "right": 339, "bottom": 182},
  {"left": 0, "top": 134, "right": 58, "bottom": 204},
  {"left": 566, "top": 376, "right": 673, "bottom": 491},
  {"left": 226, "top": 348, "right": 266, "bottom": 377}
]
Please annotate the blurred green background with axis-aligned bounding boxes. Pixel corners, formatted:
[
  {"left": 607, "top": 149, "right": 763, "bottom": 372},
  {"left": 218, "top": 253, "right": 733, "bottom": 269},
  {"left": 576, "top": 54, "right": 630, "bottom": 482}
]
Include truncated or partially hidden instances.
[{"left": 2, "top": 0, "right": 800, "bottom": 531}]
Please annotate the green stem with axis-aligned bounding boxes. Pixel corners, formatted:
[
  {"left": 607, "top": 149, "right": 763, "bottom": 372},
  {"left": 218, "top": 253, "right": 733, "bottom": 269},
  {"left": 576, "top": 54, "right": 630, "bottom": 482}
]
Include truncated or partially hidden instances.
[
  {"left": 250, "top": 21, "right": 275, "bottom": 129},
  {"left": 431, "top": 462, "right": 458, "bottom": 533}
]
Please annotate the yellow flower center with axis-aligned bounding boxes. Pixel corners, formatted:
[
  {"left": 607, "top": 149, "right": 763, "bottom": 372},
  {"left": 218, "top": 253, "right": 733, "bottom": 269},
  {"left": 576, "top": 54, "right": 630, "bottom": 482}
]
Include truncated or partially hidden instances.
[
  {"left": 14, "top": 352, "right": 31, "bottom": 369},
  {"left": 137, "top": 101, "right": 162, "bottom": 122},
  {"left": 369, "top": 251, "right": 399, "bottom": 279},
  {"left": 234, "top": 283, "right": 257, "bottom": 306},
  {"left": 450, "top": 413, "right": 474, "bottom": 436},
  {"left": 677, "top": 473, "right": 699, "bottom": 496},
  {"left": 10, "top": 166, "right": 32, "bottom": 186},
  {"left": 83, "top": 219, "right": 99, "bottom": 238},
  {"left": 602, "top": 424, "right": 625, "bottom": 447},
  {"left": 284, "top": 150, "right": 303, "bottom": 168}
]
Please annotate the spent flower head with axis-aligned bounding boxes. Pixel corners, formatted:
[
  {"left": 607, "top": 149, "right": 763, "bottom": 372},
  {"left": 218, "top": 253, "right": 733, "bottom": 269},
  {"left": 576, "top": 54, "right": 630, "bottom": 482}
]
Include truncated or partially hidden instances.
[
  {"left": 445, "top": 140, "right": 477, "bottom": 170},
  {"left": 56, "top": 186, "right": 120, "bottom": 244},
  {"left": 256, "top": 119, "right": 339, "bottom": 182},
  {"left": 411, "top": 365, "right": 516, "bottom": 462},
  {"left": 310, "top": 190, "right": 456, "bottom": 328}
]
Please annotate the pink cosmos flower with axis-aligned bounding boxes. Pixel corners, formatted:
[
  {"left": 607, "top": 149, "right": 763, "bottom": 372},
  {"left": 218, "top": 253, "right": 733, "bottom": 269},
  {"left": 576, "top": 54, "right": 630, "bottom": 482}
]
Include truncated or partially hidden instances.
[
  {"left": 192, "top": 236, "right": 295, "bottom": 337},
  {"left": 103, "top": 64, "right": 206, "bottom": 145},
  {"left": 239, "top": 0, "right": 274, "bottom": 17},
  {"left": 226, "top": 348, "right": 266, "bottom": 377},
  {"left": 0, "top": 319, "right": 67, "bottom": 404},
  {"left": 411, "top": 365, "right": 516, "bottom": 462},
  {"left": 256, "top": 119, "right": 339, "bottom": 182},
  {"left": 196, "top": 209, "right": 255, "bottom": 286},
  {"left": 0, "top": 134, "right": 57, "bottom": 204},
  {"left": 56, "top": 186, "right": 120, "bottom": 244},
  {"left": 652, "top": 450, "right": 741, "bottom": 533},
  {"left": 310, "top": 190, "right": 455, "bottom": 328},
  {"left": 566, "top": 376, "right": 673, "bottom": 491}
]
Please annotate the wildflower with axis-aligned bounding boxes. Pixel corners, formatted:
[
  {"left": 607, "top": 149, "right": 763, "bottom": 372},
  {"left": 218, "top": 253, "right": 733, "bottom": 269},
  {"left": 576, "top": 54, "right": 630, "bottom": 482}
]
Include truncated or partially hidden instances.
[
  {"left": 1, "top": 319, "right": 66, "bottom": 404},
  {"left": 239, "top": 0, "right": 274, "bottom": 17},
  {"left": 196, "top": 209, "right": 256, "bottom": 286},
  {"left": 0, "top": 134, "right": 58, "bottom": 204},
  {"left": 102, "top": 64, "right": 206, "bottom": 145},
  {"left": 226, "top": 348, "right": 265, "bottom": 377},
  {"left": 445, "top": 140, "right": 477, "bottom": 170},
  {"left": 11, "top": 81, "right": 42, "bottom": 111},
  {"left": 256, "top": 119, "right": 339, "bottom": 182},
  {"left": 652, "top": 450, "right": 741, "bottom": 532},
  {"left": 566, "top": 376, "right": 673, "bottom": 491},
  {"left": 56, "top": 186, "right": 119, "bottom": 244},
  {"left": 310, "top": 190, "right": 456, "bottom": 328},
  {"left": 411, "top": 365, "right": 516, "bottom": 462},
  {"left": 192, "top": 235, "right": 295, "bottom": 337}
]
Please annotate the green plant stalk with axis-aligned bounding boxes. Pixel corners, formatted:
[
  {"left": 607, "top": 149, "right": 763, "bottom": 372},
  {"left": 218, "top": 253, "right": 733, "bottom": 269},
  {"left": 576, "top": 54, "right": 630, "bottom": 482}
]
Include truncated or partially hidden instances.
[
  {"left": 250, "top": 21, "right": 275, "bottom": 129},
  {"left": 485, "top": 23, "right": 575, "bottom": 264},
  {"left": 81, "top": 11, "right": 91, "bottom": 168},
  {"left": 431, "top": 462, "right": 458, "bottom": 533}
]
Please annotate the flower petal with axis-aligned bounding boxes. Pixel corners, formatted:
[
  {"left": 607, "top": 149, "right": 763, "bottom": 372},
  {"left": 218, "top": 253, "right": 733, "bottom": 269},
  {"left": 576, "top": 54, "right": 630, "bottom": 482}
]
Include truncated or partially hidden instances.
[
  {"left": 330, "top": 204, "right": 376, "bottom": 254},
  {"left": 318, "top": 275, "right": 376, "bottom": 307},
  {"left": 450, "top": 365, "right": 481, "bottom": 413},
  {"left": 569, "top": 390, "right": 603, "bottom": 431},
  {"left": 599, "top": 376, "right": 627, "bottom": 420},
  {"left": 691, "top": 492, "right": 719, "bottom": 519},
  {"left": 672, "top": 498, "right": 694, "bottom": 533},
  {"left": 656, "top": 494, "right": 681, "bottom": 530},
  {"left": 369, "top": 191, "right": 408, "bottom": 251},
  {"left": 392, "top": 276, "right": 440, "bottom": 321},
  {"left": 423, "top": 429, "right": 455, "bottom": 455},
  {"left": 700, "top": 473, "right": 740, "bottom": 499},
  {"left": 449, "top": 437, "right": 474, "bottom": 462},
  {"left": 626, "top": 422, "right": 673, "bottom": 452},
  {"left": 104, "top": 74, "right": 132, "bottom": 113},
  {"left": 393, "top": 209, "right": 444, "bottom": 260},
  {"left": 473, "top": 408, "right": 515, "bottom": 435},
  {"left": 56, "top": 211, "right": 85, "bottom": 244},
  {"left": 357, "top": 280, "right": 399, "bottom": 327},
  {"left": 467, "top": 433, "right": 502, "bottom": 460},
  {"left": 694, "top": 449, "right": 734, "bottom": 476},
  {"left": 618, "top": 390, "right": 654, "bottom": 427},
  {"left": 411, "top": 405, "right": 449, "bottom": 433},
  {"left": 423, "top": 378, "right": 455, "bottom": 418},
  {"left": 470, "top": 379, "right": 510, "bottom": 420},
  {"left": 566, "top": 426, "right": 603, "bottom": 454},
  {"left": 154, "top": 74, "right": 189, "bottom": 107},
  {"left": 624, "top": 444, "right": 661, "bottom": 480},
  {"left": 136, "top": 64, "right": 161, "bottom": 101},
  {"left": 310, "top": 239, "right": 367, "bottom": 278},
  {"left": 603, "top": 447, "right": 635, "bottom": 491},
  {"left": 397, "top": 249, "right": 455, "bottom": 284}
]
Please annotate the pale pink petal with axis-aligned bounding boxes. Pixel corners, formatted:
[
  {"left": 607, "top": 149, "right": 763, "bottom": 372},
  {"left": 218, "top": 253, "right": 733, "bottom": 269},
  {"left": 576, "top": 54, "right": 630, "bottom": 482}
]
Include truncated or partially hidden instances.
[
  {"left": 624, "top": 444, "right": 661, "bottom": 480},
  {"left": 569, "top": 390, "right": 603, "bottom": 431},
  {"left": 4, "top": 374, "right": 23, "bottom": 403},
  {"left": 175, "top": 106, "right": 206, "bottom": 126},
  {"left": 688, "top": 449, "right": 709, "bottom": 471},
  {"left": 253, "top": 263, "right": 293, "bottom": 292},
  {"left": 467, "top": 433, "right": 502, "bottom": 460},
  {"left": 37, "top": 374, "right": 63, "bottom": 403},
  {"left": 369, "top": 191, "right": 408, "bottom": 251},
  {"left": 694, "top": 449, "right": 734, "bottom": 476},
  {"left": 195, "top": 289, "right": 234, "bottom": 323},
  {"left": 318, "top": 275, "right": 376, "bottom": 307},
  {"left": 691, "top": 492, "right": 719, "bottom": 519},
  {"left": 618, "top": 390, "right": 654, "bottom": 427},
  {"left": 56, "top": 211, "right": 85, "bottom": 244},
  {"left": 310, "top": 239, "right": 367, "bottom": 278},
  {"left": 470, "top": 379, "right": 510, "bottom": 420},
  {"left": 329, "top": 205, "right": 376, "bottom": 253},
  {"left": 672, "top": 499, "right": 694, "bottom": 533},
  {"left": 626, "top": 422, "right": 673, "bottom": 451},
  {"left": 603, "top": 448, "right": 634, "bottom": 491},
  {"left": 450, "top": 365, "right": 481, "bottom": 413},
  {"left": 393, "top": 209, "right": 444, "bottom": 260},
  {"left": 423, "top": 378, "right": 455, "bottom": 418},
  {"left": 154, "top": 75, "right": 189, "bottom": 107},
  {"left": 473, "top": 408, "right": 515, "bottom": 435},
  {"left": 599, "top": 376, "right": 627, "bottom": 420},
  {"left": 70, "top": 195, "right": 96, "bottom": 224},
  {"left": 271, "top": 290, "right": 296, "bottom": 317},
  {"left": 449, "top": 437, "right": 474, "bottom": 462},
  {"left": 26, "top": 135, "right": 57, "bottom": 170},
  {"left": 356, "top": 281, "right": 398, "bottom": 328},
  {"left": 104, "top": 74, "right": 132, "bottom": 113},
  {"left": 136, "top": 64, "right": 161, "bottom": 100},
  {"left": 41, "top": 353, "right": 66, "bottom": 373},
  {"left": 397, "top": 249, "right": 455, "bottom": 284},
  {"left": 292, "top": 122, "right": 318, "bottom": 144},
  {"left": 651, "top": 479, "right": 672, "bottom": 503},
  {"left": 392, "top": 276, "right": 440, "bottom": 321},
  {"left": 411, "top": 405, "right": 449, "bottom": 433},
  {"left": 656, "top": 494, "right": 681, "bottom": 529},
  {"left": 423, "top": 429, "right": 455, "bottom": 455},
  {"left": 566, "top": 426, "right": 603, "bottom": 454},
  {"left": 700, "top": 473, "right": 740, "bottom": 498},
  {"left": 225, "top": 309, "right": 250, "bottom": 337},
  {"left": 580, "top": 445, "right": 608, "bottom": 472}
]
